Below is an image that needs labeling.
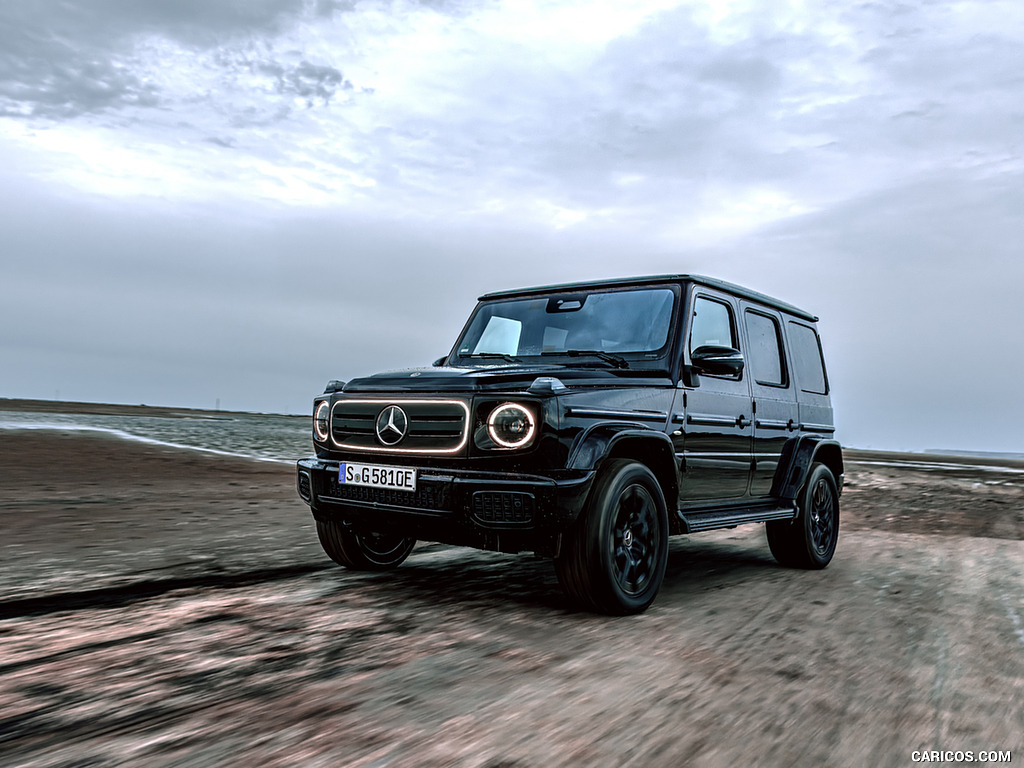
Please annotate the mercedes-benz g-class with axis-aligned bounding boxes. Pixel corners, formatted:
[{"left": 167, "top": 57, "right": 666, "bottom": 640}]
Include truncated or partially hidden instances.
[{"left": 296, "top": 275, "right": 842, "bottom": 614}]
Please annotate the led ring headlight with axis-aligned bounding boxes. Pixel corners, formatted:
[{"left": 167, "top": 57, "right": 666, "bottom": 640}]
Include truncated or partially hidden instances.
[
  {"left": 313, "top": 401, "right": 330, "bottom": 442},
  {"left": 486, "top": 403, "right": 536, "bottom": 449}
]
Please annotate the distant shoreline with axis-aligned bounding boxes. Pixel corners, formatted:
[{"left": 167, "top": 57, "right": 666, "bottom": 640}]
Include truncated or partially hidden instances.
[
  {"left": 2, "top": 397, "right": 1022, "bottom": 470},
  {"left": 0, "top": 397, "right": 303, "bottom": 420}
]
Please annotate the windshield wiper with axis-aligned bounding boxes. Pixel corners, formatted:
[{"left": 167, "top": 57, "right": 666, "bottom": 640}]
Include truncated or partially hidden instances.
[
  {"left": 542, "top": 349, "right": 630, "bottom": 369},
  {"left": 462, "top": 352, "right": 522, "bottom": 363}
]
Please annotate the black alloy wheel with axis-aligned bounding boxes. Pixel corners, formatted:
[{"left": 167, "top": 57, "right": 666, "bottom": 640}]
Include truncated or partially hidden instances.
[
  {"left": 556, "top": 459, "right": 669, "bottom": 615},
  {"left": 766, "top": 462, "right": 839, "bottom": 569},
  {"left": 611, "top": 482, "right": 660, "bottom": 596},
  {"left": 807, "top": 469, "right": 838, "bottom": 559},
  {"left": 317, "top": 520, "right": 416, "bottom": 570}
]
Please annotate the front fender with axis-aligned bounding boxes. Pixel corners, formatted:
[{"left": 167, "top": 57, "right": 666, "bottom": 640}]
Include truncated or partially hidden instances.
[{"left": 567, "top": 423, "right": 678, "bottom": 504}]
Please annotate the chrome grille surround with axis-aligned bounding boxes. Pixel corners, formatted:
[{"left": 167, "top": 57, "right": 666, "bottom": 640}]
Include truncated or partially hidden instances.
[{"left": 330, "top": 398, "right": 471, "bottom": 455}]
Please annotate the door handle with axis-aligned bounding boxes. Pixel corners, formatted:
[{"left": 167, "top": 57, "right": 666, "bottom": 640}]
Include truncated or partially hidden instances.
[{"left": 737, "top": 415, "right": 751, "bottom": 428}]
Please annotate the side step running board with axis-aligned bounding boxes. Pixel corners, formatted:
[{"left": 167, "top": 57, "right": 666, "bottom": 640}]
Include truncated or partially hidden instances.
[{"left": 678, "top": 505, "right": 797, "bottom": 533}]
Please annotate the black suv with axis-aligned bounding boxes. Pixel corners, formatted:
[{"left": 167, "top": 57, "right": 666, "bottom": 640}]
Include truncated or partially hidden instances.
[{"left": 296, "top": 275, "right": 842, "bottom": 614}]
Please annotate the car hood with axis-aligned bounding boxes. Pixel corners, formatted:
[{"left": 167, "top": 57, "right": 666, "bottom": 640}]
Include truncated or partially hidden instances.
[{"left": 340, "top": 364, "right": 630, "bottom": 394}]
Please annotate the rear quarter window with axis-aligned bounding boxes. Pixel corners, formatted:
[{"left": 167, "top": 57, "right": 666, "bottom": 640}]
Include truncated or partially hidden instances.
[{"left": 788, "top": 321, "right": 828, "bottom": 395}]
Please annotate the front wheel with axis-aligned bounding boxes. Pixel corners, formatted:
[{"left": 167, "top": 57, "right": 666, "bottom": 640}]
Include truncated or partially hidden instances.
[
  {"left": 555, "top": 459, "right": 669, "bottom": 615},
  {"left": 316, "top": 520, "right": 416, "bottom": 571},
  {"left": 766, "top": 462, "right": 839, "bottom": 569}
]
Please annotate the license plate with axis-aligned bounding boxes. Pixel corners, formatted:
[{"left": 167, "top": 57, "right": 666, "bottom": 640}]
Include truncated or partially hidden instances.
[{"left": 339, "top": 462, "right": 417, "bottom": 492}]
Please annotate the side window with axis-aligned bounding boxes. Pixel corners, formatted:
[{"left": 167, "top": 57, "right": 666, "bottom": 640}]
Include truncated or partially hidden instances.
[
  {"left": 744, "top": 310, "right": 787, "bottom": 387},
  {"left": 788, "top": 322, "right": 828, "bottom": 394},
  {"left": 689, "top": 297, "right": 736, "bottom": 353}
]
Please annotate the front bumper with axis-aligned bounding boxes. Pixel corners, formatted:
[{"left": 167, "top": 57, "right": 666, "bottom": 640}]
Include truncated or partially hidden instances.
[{"left": 296, "top": 457, "right": 594, "bottom": 555}]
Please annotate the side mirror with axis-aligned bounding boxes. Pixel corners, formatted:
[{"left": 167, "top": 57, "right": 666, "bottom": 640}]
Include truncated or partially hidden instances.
[
  {"left": 432, "top": 356, "right": 447, "bottom": 367},
  {"left": 690, "top": 345, "right": 744, "bottom": 377}
]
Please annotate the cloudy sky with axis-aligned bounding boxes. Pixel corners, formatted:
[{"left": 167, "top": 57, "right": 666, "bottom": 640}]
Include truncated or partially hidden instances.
[{"left": 2, "top": 0, "right": 1022, "bottom": 453}]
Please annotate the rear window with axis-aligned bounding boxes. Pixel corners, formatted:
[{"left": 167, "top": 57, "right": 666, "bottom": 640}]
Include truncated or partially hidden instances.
[{"left": 745, "top": 310, "right": 787, "bottom": 387}]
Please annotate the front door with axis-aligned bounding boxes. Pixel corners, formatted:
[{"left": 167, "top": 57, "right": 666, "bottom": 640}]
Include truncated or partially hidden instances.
[{"left": 675, "top": 293, "right": 752, "bottom": 502}]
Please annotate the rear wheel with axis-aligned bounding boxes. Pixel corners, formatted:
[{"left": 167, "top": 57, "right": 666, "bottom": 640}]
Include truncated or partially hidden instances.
[
  {"left": 316, "top": 520, "right": 416, "bottom": 571},
  {"left": 555, "top": 459, "right": 669, "bottom": 615},
  {"left": 766, "top": 462, "right": 839, "bottom": 569}
]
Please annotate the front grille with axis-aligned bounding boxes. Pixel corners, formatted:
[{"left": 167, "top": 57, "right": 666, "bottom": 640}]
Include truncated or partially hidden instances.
[
  {"left": 331, "top": 399, "right": 469, "bottom": 454},
  {"left": 325, "top": 474, "right": 453, "bottom": 512},
  {"left": 472, "top": 492, "right": 535, "bottom": 525}
]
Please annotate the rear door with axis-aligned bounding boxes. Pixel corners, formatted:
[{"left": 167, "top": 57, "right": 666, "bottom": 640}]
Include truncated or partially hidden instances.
[{"left": 741, "top": 304, "right": 799, "bottom": 497}]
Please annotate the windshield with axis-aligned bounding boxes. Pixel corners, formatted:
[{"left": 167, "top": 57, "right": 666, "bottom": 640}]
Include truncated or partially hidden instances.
[{"left": 453, "top": 286, "right": 677, "bottom": 366}]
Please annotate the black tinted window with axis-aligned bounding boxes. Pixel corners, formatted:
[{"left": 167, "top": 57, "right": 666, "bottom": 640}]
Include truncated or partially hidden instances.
[
  {"left": 690, "top": 297, "right": 736, "bottom": 352},
  {"left": 788, "top": 322, "right": 828, "bottom": 394},
  {"left": 745, "top": 310, "right": 786, "bottom": 386}
]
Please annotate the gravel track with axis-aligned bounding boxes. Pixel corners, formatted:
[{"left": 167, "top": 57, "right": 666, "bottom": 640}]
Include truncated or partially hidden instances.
[{"left": 1, "top": 432, "right": 1021, "bottom": 767}]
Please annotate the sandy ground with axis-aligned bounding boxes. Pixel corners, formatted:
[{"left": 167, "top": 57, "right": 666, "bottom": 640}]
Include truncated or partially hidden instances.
[{"left": 0, "top": 429, "right": 1022, "bottom": 768}]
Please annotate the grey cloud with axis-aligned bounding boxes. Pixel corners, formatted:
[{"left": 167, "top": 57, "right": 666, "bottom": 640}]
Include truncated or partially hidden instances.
[
  {"left": 0, "top": 50, "right": 160, "bottom": 118},
  {"left": 500, "top": 2, "right": 1023, "bottom": 217},
  {"left": 389, "top": 4, "right": 808, "bottom": 212},
  {"left": 697, "top": 51, "right": 783, "bottom": 96},
  {"left": 261, "top": 60, "right": 351, "bottom": 106},
  {"left": 458, "top": 17, "right": 794, "bottom": 207},
  {"left": 1, "top": 0, "right": 308, "bottom": 46},
  {"left": 0, "top": 0, "right": 326, "bottom": 119}
]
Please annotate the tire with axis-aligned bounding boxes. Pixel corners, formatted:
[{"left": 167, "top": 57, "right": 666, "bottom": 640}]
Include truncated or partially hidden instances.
[
  {"left": 316, "top": 520, "right": 416, "bottom": 571},
  {"left": 766, "top": 462, "right": 839, "bottom": 569},
  {"left": 555, "top": 459, "right": 669, "bottom": 615}
]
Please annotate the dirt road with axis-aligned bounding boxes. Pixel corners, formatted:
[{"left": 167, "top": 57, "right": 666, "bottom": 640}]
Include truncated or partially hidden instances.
[{"left": 1, "top": 432, "right": 1021, "bottom": 767}]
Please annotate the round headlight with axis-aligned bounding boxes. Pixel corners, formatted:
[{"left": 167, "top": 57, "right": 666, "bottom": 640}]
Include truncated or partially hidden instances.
[
  {"left": 313, "top": 401, "right": 330, "bottom": 442},
  {"left": 487, "top": 403, "right": 536, "bottom": 449}
]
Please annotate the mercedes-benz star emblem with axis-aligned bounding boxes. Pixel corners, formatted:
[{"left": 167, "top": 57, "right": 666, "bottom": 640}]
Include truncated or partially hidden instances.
[{"left": 375, "top": 405, "right": 409, "bottom": 446}]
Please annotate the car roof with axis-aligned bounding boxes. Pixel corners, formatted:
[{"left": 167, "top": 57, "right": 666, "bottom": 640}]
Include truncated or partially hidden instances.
[{"left": 478, "top": 274, "right": 818, "bottom": 322}]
